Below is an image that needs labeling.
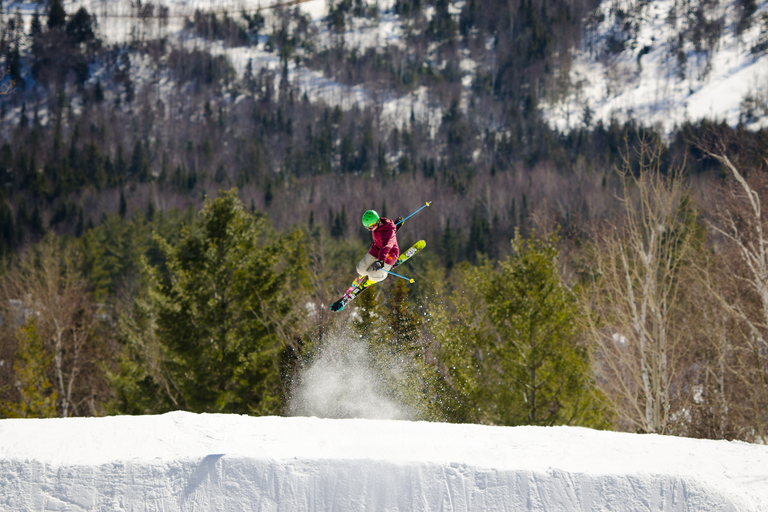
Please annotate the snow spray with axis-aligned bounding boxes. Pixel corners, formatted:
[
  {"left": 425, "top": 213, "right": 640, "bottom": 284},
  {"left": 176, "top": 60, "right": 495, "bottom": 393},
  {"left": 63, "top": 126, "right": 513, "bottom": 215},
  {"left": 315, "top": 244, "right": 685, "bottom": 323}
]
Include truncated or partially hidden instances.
[{"left": 288, "top": 329, "right": 417, "bottom": 421}]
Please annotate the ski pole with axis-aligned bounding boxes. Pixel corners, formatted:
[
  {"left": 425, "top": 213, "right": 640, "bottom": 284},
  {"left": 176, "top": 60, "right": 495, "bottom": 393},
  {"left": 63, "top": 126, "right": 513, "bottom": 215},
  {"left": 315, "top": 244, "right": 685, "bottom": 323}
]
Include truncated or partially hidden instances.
[
  {"left": 395, "top": 201, "right": 432, "bottom": 226},
  {"left": 383, "top": 268, "right": 415, "bottom": 283}
]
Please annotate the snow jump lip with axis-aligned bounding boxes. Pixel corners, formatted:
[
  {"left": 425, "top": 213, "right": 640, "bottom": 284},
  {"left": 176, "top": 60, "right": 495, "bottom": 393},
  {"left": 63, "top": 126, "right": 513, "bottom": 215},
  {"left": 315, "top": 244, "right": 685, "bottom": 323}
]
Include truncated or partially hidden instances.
[{"left": 1, "top": 412, "right": 766, "bottom": 512}]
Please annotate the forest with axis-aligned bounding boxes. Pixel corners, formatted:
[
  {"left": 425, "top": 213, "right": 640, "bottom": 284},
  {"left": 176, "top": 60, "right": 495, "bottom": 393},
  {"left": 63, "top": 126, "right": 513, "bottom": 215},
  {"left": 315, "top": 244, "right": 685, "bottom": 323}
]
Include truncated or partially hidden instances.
[{"left": 1, "top": 0, "right": 768, "bottom": 443}]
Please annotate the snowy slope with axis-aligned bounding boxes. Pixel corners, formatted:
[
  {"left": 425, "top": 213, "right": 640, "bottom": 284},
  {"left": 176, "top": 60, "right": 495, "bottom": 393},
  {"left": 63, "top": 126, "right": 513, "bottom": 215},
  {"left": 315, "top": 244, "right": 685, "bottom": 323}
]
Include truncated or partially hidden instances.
[
  {"left": 542, "top": 0, "right": 768, "bottom": 132},
  {"left": 10, "top": 0, "right": 763, "bottom": 133},
  {"left": 1, "top": 0, "right": 442, "bottom": 131},
  {"left": 5, "top": 0, "right": 768, "bottom": 135},
  {"left": 1, "top": 412, "right": 767, "bottom": 511}
]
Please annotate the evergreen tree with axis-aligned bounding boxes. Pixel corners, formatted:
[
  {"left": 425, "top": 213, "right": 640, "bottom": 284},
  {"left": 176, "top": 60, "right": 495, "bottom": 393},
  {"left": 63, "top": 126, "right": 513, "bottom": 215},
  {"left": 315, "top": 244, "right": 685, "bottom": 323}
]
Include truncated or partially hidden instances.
[
  {"left": 8, "top": 10, "right": 23, "bottom": 84},
  {"left": 115, "top": 190, "right": 307, "bottom": 414},
  {"left": 475, "top": 230, "right": 607, "bottom": 427},
  {"left": 519, "top": 192, "right": 530, "bottom": 236},
  {"left": 374, "top": 279, "right": 439, "bottom": 420},
  {"left": 83, "top": 142, "right": 105, "bottom": 190},
  {"left": 47, "top": 0, "right": 67, "bottom": 31},
  {"left": 466, "top": 205, "right": 492, "bottom": 262},
  {"left": 440, "top": 218, "right": 460, "bottom": 269},
  {"left": 108, "top": 273, "right": 172, "bottom": 415},
  {"left": 429, "top": 274, "right": 486, "bottom": 423},
  {"left": 112, "top": 145, "right": 127, "bottom": 186},
  {"left": 68, "top": 125, "right": 81, "bottom": 184},
  {"left": 263, "top": 178, "right": 273, "bottom": 206},
  {"left": 0, "top": 319, "right": 58, "bottom": 418},
  {"left": 353, "top": 283, "right": 383, "bottom": 342},
  {"left": 330, "top": 205, "right": 348, "bottom": 239},
  {"left": 66, "top": 7, "right": 95, "bottom": 44},
  {"left": 0, "top": 200, "right": 16, "bottom": 258},
  {"left": 129, "top": 140, "right": 150, "bottom": 182},
  {"left": 428, "top": 0, "right": 457, "bottom": 40},
  {"left": 30, "top": 8, "right": 42, "bottom": 37},
  {"left": 382, "top": 279, "right": 420, "bottom": 350},
  {"left": 93, "top": 79, "right": 104, "bottom": 103}
]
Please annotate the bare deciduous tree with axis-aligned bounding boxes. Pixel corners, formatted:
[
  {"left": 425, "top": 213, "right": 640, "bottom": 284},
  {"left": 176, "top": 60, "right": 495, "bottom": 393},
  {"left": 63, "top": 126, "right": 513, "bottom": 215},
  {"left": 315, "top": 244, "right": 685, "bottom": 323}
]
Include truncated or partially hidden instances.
[
  {"left": 582, "top": 140, "right": 699, "bottom": 434},
  {"left": 698, "top": 149, "right": 768, "bottom": 443},
  {"left": 1, "top": 235, "right": 96, "bottom": 417}
]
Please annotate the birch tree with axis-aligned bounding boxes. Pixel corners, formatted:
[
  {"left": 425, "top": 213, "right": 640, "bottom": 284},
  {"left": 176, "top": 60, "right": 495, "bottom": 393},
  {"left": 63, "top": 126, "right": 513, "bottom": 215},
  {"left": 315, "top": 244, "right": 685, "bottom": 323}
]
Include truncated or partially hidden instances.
[
  {"left": 582, "top": 140, "right": 700, "bottom": 434},
  {"left": 699, "top": 150, "right": 768, "bottom": 442},
  {"left": 0, "top": 235, "right": 96, "bottom": 417}
]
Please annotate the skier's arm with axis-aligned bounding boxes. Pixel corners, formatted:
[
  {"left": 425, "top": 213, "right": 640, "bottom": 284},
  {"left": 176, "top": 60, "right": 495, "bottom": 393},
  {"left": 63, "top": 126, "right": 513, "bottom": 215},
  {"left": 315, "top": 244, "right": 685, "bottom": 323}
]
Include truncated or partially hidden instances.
[{"left": 395, "top": 216, "right": 404, "bottom": 233}]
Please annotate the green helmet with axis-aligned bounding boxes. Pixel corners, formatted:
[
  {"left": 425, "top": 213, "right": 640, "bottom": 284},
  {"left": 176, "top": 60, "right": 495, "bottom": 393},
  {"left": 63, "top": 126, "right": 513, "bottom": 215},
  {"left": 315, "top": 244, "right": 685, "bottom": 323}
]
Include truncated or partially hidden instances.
[{"left": 362, "top": 210, "right": 380, "bottom": 227}]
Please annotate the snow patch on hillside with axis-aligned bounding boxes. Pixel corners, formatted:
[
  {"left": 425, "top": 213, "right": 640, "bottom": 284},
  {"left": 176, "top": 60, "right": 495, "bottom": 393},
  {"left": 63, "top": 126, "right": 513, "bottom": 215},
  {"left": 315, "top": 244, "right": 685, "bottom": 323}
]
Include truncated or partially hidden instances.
[
  {"left": 542, "top": 0, "right": 768, "bottom": 132},
  {"left": 1, "top": 412, "right": 767, "bottom": 511},
  {"left": 1, "top": 0, "right": 441, "bottom": 131},
  {"left": 8, "top": 0, "right": 766, "bottom": 134}
]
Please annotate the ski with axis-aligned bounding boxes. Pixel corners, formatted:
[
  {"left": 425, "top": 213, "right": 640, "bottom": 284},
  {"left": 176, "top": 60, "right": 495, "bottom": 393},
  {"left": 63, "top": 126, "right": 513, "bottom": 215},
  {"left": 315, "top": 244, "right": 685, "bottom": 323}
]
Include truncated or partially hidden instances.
[{"left": 330, "top": 240, "right": 426, "bottom": 312}]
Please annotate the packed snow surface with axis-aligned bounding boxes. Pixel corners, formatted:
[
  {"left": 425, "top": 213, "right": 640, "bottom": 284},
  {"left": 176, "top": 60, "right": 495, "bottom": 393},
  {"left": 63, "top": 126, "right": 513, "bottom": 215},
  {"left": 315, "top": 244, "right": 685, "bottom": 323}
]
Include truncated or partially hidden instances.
[{"left": 1, "top": 412, "right": 767, "bottom": 511}]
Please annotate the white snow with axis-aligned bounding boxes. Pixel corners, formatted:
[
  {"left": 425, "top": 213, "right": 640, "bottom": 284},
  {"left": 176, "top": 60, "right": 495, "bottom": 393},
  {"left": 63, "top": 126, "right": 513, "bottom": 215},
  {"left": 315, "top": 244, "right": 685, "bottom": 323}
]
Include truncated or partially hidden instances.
[
  {"left": 6, "top": 0, "right": 768, "bottom": 133},
  {"left": 542, "top": 0, "right": 768, "bottom": 133},
  {"left": 1, "top": 411, "right": 767, "bottom": 511},
  {"left": 0, "top": 0, "right": 442, "bottom": 130}
]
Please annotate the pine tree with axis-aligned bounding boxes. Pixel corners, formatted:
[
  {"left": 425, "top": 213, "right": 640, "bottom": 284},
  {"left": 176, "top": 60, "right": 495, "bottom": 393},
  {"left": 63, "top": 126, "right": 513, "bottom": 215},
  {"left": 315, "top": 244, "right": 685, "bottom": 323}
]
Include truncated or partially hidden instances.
[
  {"left": 8, "top": 10, "right": 23, "bottom": 84},
  {"left": 428, "top": 0, "right": 457, "bottom": 40},
  {"left": 129, "top": 140, "right": 150, "bottom": 182},
  {"left": 440, "top": 218, "right": 459, "bottom": 269},
  {"left": 466, "top": 205, "right": 492, "bottom": 262},
  {"left": 93, "top": 79, "right": 104, "bottom": 103},
  {"left": 30, "top": 8, "right": 42, "bottom": 37},
  {"left": 476, "top": 230, "right": 606, "bottom": 427},
  {"left": 119, "top": 191, "right": 127, "bottom": 218},
  {"left": 353, "top": 284, "right": 383, "bottom": 342},
  {"left": 0, "top": 319, "right": 58, "bottom": 418},
  {"left": 114, "top": 145, "right": 127, "bottom": 184},
  {"left": 84, "top": 142, "right": 105, "bottom": 190},
  {"left": 330, "top": 205, "right": 348, "bottom": 239},
  {"left": 373, "top": 279, "right": 439, "bottom": 420},
  {"left": 382, "top": 279, "right": 420, "bottom": 351},
  {"left": 0, "top": 200, "right": 16, "bottom": 258},
  {"left": 66, "top": 7, "right": 95, "bottom": 44},
  {"left": 121, "top": 190, "right": 308, "bottom": 414},
  {"left": 47, "top": 0, "right": 66, "bottom": 31},
  {"left": 429, "top": 275, "right": 485, "bottom": 423}
]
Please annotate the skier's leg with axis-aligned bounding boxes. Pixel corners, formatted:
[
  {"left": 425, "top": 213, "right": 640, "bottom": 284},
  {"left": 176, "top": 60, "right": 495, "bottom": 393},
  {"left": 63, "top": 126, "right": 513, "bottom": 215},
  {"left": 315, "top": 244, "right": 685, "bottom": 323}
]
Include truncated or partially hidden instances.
[
  {"left": 356, "top": 253, "right": 390, "bottom": 283},
  {"left": 356, "top": 253, "right": 377, "bottom": 277},
  {"left": 366, "top": 262, "right": 392, "bottom": 283}
]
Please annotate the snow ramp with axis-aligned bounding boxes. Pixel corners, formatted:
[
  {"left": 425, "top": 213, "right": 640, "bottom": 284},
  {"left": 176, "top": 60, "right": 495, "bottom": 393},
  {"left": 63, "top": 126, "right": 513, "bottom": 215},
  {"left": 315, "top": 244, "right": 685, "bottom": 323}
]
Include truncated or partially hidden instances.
[{"left": 1, "top": 412, "right": 766, "bottom": 511}]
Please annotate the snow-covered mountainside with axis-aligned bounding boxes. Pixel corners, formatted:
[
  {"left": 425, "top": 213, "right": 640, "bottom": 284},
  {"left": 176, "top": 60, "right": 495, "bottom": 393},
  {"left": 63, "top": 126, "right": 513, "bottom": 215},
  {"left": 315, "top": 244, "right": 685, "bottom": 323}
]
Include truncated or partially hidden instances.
[
  {"left": 6, "top": 0, "right": 765, "bottom": 133},
  {"left": 5, "top": 0, "right": 444, "bottom": 131},
  {"left": 1, "top": 412, "right": 767, "bottom": 511},
  {"left": 542, "top": 0, "right": 768, "bottom": 132}
]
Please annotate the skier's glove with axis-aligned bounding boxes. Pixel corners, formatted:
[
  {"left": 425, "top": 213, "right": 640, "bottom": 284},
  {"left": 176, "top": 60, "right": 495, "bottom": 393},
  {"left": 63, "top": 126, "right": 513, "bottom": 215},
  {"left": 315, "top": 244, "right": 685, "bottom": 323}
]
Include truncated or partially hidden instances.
[
  {"left": 395, "top": 216, "right": 404, "bottom": 232},
  {"left": 371, "top": 260, "right": 385, "bottom": 272}
]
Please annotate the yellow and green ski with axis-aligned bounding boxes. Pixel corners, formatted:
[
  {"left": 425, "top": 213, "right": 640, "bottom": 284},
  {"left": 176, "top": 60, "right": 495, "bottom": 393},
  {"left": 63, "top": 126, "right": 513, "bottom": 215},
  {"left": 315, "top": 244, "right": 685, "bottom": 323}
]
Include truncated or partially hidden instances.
[{"left": 330, "top": 240, "right": 426, "bottom": 312}]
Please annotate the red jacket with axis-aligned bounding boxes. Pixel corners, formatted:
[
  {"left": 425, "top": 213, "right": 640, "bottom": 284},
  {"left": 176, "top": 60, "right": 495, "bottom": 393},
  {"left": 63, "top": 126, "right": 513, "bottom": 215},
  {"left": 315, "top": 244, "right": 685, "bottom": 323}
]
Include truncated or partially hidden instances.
[{"left": 368, "top": 218, "right": 400, "bottom": 265}]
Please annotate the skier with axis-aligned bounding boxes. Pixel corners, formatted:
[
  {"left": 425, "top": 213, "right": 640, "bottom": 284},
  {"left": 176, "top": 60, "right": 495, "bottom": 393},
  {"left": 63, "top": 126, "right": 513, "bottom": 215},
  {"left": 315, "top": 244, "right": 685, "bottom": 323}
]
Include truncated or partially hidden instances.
[
  {"left": 331, "top": 202, "right": 430, "bottom": 311},
  {"left": 358, "top": 210, "right": 403, "bottom": 283}
]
